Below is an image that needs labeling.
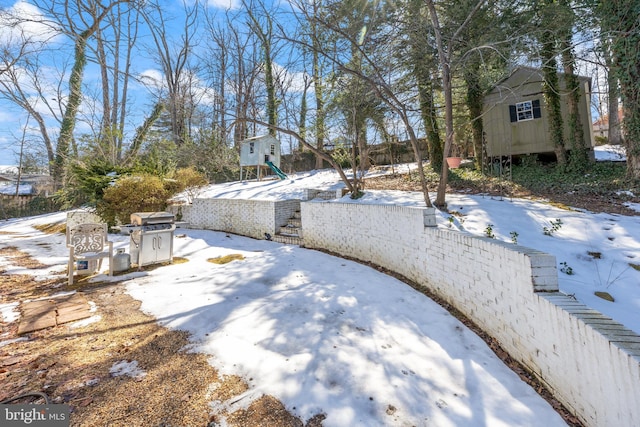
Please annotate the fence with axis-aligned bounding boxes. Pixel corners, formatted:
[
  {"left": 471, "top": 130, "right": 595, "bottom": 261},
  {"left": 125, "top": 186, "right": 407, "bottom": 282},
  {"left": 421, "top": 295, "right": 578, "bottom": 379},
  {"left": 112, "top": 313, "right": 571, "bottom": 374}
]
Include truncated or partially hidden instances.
[{"left": 0, "top": 195, "right": 59, "bottom": 219}]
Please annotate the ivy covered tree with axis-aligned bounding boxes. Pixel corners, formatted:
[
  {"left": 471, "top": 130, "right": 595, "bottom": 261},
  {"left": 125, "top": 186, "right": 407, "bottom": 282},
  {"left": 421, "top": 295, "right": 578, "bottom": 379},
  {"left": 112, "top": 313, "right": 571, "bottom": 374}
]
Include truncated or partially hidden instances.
[
  {"left": 51, "top": 0, "right": 132, "bottom": 188},
  {"left": 600, "top": 0, "right": 640, "bottom": 179}
]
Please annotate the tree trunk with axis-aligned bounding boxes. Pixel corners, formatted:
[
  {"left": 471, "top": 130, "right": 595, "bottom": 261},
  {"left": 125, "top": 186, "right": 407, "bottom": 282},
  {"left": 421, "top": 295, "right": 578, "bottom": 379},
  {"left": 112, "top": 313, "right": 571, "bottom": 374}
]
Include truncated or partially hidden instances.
[
  {"left": 601, "top": 0, "right": 640, "bottom": 178},
  {"left": 127, "top": 102, "right": 164, "bottom": 160},
  {"left": 558, "top": 0, "right": 589, "bottom": 170},
  {"left": 53, "top": 33, "right": 90, "bottom": 188},
  {"left": 602, "top": 39, "right": 622, "bottom": 145},
  {"left": 540, "top": 30, "right": 567, "bottom": 166},
  {"left": 464, "top": 65, "right": 484, "bottom": 170},
  {"left": 416, "top": 70, "right": 443, "bottom": 173},
  {"left": 425, "top": 0, "right": 486, "bottom": 208},
  {"left": 311, "top": 10, "right": 326, "bottom": 170},
  {"left": 247, "top": 8, "right": 277, "bottom": 137},
  {"left": 425, "top": 0, "right": 453, "bottom": 208},
  {"left": 52, "top": 1, "right": 128, "bottom": 188}
]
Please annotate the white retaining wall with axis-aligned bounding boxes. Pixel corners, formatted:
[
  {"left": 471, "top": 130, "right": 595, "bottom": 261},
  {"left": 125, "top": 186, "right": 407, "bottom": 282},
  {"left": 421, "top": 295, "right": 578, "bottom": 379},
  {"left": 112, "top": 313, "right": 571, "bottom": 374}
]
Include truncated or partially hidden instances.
[
  {"left": 170, "top": 198, "right": 300, "bottom": 240},
  {"left": 169, "top": 197, "right": 639, "bottom": 427},
  {"left": 301, "top": 200, "right": 640, "bottom": 427}
]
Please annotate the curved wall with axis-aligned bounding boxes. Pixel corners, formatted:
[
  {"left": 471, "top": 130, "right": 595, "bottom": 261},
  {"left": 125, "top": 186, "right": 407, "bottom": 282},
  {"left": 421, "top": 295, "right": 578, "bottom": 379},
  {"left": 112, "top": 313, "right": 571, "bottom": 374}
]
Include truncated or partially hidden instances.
[{"left": 301, "top": 200, "right": 640, "bottom": 427}]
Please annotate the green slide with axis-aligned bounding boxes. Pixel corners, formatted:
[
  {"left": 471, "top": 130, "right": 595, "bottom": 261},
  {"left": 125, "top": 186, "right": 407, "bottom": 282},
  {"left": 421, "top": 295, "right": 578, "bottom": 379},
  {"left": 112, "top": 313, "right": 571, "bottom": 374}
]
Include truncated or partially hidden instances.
[{"left": 266, "top": 161, "right": 287, "bottom": 180}]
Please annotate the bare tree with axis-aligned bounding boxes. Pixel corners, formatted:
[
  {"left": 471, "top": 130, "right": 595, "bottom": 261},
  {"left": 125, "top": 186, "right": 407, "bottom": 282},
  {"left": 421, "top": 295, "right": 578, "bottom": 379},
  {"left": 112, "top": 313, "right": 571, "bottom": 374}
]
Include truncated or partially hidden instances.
[
  {"left": 282, "top": 0, "right": 434, "bottom": 203},
  {"left": 599, "top": 37, "right": 622, "bottom": 146},
  {"left": 202, "top": 11, "right": 229, "bottom": 144},
  {"left": 35, "top": 0, "right": 133, "bottom": 187},
  {"left": 245, "top": 0, "right": 279, "bottom": 138},
  {"left": 140, "top": 0, "right": 199, "bottom": 147},
  {"left": 89, "top": 2, "right": 141, "bottom": 163},
  {"left": 0, "top": 45, "right": 65, "bottom": 173},
  {"left": 0, "top": 5, "right": 63, "bottom": 171},
  {"left": 425, "top": 0, "right": 487, "bottom": 208},
  {"left": 601, "top": 0, "right": 640, "bottom": 178}
]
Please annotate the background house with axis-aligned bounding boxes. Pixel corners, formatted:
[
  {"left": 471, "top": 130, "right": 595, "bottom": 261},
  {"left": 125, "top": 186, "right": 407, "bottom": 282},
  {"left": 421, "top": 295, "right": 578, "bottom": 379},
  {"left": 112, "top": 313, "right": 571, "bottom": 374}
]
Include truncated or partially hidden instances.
[
  {"left": 592, "top": 108, "right": 624, "bottom": 142},
  {"left": 0, "top": 174, "right": 54, "bottom": 218},
  {"left": 482, "top": 67, "right": 595, "bottom": 159}
]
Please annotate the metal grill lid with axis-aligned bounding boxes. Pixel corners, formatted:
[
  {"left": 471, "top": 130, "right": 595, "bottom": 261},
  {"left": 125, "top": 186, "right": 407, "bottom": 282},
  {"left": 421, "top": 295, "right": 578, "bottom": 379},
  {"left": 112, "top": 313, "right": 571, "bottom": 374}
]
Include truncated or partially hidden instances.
[{"left": 130, "top": 211, "right": 175, "bottom": 226}]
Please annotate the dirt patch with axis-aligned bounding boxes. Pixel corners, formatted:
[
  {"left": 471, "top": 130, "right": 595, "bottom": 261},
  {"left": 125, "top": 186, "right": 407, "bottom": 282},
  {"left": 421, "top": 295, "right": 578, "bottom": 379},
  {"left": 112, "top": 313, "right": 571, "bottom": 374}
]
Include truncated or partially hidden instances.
[
  {"left": 0, "top": 249, "right": 309, "bottom": 427},
  {"left": 0, "top": 246, "right": 50, "bottom": 269}
]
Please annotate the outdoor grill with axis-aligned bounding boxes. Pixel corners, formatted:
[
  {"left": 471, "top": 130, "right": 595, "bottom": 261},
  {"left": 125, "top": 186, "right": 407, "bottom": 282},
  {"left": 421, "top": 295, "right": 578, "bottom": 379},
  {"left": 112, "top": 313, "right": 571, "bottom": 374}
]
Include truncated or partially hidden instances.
[{"left": 129, "top": 212, "right": 176, "bottom": 269}]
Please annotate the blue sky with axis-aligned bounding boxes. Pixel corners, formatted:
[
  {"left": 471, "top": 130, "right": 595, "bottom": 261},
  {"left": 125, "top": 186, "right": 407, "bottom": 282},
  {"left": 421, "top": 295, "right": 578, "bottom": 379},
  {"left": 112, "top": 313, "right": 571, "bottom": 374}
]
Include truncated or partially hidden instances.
[
  {"left": 0, "top": 0, "right": 245, "bottom": 168},
  {"left": 0, "top": 0, "right": 608, "bottom": 170}
]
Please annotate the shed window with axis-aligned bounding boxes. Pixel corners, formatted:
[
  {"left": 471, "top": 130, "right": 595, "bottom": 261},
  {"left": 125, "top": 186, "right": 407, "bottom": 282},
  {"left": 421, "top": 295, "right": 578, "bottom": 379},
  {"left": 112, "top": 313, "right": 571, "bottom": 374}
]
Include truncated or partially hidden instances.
[
  {"left": 249, "top": 142, "right": 255, "bottom": 154},
  {"left": 270, "top": 144, "right": 276, "bottom": 155},
  {"left": 509, "top": 99, "right": 541, "bottom": 123},
  {"left": 517, "top": 101, "right": 533, "bottom": 121}
]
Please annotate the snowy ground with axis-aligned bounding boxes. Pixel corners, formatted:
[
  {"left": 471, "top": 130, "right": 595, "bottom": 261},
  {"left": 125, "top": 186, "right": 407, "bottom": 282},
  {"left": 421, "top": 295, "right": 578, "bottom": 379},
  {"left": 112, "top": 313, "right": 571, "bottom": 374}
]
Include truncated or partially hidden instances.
[
  {"left": 0, "top": 214, "right": 567, "bottom": 426},
  {"left": 1, "top": 145, "right": 636, "bottom": 426}
]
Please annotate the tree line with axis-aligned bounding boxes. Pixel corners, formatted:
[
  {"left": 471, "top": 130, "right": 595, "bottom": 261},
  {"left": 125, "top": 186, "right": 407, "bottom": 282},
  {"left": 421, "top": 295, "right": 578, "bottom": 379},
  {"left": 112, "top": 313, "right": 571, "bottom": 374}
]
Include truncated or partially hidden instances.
[{"left": 0, "top": 0, "right": 637, "bottom": 208}]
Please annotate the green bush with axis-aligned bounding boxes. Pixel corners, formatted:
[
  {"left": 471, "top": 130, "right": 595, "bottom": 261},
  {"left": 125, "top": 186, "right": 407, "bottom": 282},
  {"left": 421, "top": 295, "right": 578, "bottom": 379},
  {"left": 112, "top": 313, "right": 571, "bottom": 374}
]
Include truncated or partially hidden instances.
[
  {"left": 59, "top": 160, "right": 131, "bottom": 210},
  {"left": 96, "top": 167, "right": 208, "bottom": 225},
  {"left": 172, "top": 167, "right": 209, "bottom": 203},
  {"left": 98, "top": 174, "right": 172, "bottom": 226}
]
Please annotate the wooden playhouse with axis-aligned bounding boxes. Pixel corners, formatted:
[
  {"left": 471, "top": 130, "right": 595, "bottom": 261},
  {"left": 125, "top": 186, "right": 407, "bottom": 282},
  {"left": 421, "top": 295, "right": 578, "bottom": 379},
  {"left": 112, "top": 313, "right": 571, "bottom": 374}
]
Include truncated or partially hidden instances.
[{"left": 239, "top": 135, "right": 287, "bottom": 180}]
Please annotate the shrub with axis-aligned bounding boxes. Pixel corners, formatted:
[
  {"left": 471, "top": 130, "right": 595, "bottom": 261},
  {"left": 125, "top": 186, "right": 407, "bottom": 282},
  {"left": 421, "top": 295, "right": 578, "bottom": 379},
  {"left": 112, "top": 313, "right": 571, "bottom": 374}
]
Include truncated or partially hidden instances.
[
  {"left": 172, "top": 167, "right": 208, "bottom": 203},
  {"left": 98, "top": 174, "right": 172, "bottom": 226}
]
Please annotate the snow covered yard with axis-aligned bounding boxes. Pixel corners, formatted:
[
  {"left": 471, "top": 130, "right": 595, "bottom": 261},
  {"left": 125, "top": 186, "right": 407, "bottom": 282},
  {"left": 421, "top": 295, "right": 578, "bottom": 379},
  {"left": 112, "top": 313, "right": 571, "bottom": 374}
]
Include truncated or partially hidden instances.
[
  {"left": 126, "top": 229, "right": 568, "bottom": 426},
  {"left": 0, "top": 212, "right": 569, "bottom": 426},
  {"left": 2, "top": 147, "right": 637, "bottom": 425}
]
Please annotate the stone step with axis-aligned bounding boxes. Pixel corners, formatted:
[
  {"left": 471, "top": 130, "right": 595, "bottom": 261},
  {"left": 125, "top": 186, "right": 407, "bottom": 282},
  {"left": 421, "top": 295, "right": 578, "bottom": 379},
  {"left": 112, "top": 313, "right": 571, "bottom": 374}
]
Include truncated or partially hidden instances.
[
  {"left": 279, "top": 225, "right": 301, "bottom": 236},
  {"left": 271, "top": 234, "right": 304, "bottom": 246},
  {"left": 286, "top": 218, "right": 301, "bottom": 227}
]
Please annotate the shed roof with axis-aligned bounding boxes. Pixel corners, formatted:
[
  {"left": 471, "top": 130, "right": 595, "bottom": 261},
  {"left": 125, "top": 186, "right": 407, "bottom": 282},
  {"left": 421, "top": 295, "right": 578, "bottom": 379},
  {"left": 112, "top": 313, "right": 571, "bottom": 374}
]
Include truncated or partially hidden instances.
[{"left": 486, "top": 66, "right": 592, "bottom": 96}]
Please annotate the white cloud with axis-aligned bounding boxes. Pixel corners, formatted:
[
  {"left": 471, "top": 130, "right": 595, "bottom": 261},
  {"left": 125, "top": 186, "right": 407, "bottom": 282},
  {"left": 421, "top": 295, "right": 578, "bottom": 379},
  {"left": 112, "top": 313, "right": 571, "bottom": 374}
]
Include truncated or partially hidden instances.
[
  {"left": 137, "top": 69, "right": 165, "bottom": 92},
  {"left": 274, "top": 62, "right": 309, "bottom": 93},
  {"left": 206, "top": 0, "right": 241, "bottom": 10},
  {"left": 0, "top": 1, "right": 61, "bottom": 46}
]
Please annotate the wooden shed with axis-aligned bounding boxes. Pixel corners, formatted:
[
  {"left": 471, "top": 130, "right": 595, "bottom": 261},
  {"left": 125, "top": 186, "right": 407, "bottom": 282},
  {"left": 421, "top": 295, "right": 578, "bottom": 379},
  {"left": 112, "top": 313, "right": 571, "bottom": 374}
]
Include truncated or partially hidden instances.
[{"left": 482, "top": 67, "right": 595, "bottom": 158}]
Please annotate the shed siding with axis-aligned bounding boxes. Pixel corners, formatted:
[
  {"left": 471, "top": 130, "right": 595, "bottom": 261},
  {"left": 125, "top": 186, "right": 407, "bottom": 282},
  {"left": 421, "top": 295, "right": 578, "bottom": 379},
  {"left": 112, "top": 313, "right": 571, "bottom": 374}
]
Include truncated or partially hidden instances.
[{"left": 483, "top": 68, "right": 594, "bottom": 158}]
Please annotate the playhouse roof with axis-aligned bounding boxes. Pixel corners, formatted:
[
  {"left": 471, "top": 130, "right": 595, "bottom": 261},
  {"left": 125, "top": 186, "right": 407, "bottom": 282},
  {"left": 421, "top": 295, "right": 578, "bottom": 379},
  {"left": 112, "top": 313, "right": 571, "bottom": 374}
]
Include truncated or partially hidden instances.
[{"left": 241, "top": 134, "right": 279, "bottom": 144}]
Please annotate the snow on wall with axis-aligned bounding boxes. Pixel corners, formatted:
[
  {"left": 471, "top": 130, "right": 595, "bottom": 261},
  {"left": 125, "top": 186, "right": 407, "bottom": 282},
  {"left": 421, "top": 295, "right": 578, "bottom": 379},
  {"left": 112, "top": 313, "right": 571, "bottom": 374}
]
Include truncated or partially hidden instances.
[{"left": 301, "top": 200, "right": 640, "bottom": 427}]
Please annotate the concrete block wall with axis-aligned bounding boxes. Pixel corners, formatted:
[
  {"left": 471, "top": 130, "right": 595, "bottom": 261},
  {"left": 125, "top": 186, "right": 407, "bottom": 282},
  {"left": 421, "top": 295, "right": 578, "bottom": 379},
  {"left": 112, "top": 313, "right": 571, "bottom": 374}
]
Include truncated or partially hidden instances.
[
  {"left": 274, "top": 200, "right": 301, "bottom": 228},
  {"left": 66, "top": 210, "right": 102, "bottom": 229},
  {"left": 170, "top": 199, "right": 300, "bottom": 240},
  {"left": 301, "top": 200, "right": 640, "bottom": 427},
  {"left": 303, "top": 188, "right": 343, "bottom": 200}
]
